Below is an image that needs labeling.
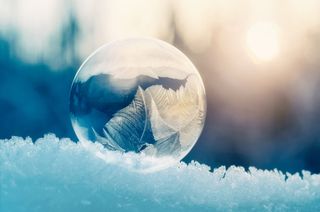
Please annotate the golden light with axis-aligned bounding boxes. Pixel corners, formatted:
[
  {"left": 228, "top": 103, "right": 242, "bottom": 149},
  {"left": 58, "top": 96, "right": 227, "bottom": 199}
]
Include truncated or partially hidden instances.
[{"left": 246, "top": 22, "right": 280, "bottom": 62}]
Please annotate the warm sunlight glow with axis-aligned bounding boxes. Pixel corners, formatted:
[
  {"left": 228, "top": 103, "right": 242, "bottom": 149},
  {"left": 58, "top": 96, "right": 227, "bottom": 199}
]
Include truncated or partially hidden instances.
[{"left": 246, "top": 22, "right": 280, "bottom": 61}]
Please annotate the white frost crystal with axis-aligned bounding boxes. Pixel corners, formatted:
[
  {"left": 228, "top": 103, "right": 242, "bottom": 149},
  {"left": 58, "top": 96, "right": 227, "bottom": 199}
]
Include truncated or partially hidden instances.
[
  {"left": 1, "top": 134, "right": 320, "bottom": 211},
  {"left": 70, "top": 38, "right": 207, "bottom": 172}
]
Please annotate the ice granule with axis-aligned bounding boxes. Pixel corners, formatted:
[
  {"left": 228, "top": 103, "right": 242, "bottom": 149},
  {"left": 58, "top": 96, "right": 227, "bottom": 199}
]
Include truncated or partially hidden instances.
[{"left": 1, "top": 134, "right": 320, "bottom": 211}]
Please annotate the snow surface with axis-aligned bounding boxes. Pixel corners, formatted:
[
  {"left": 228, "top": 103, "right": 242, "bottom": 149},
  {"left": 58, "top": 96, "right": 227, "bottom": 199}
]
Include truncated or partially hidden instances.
[{"left": 1, "top": 134, "right": 320, "bottom": 211}]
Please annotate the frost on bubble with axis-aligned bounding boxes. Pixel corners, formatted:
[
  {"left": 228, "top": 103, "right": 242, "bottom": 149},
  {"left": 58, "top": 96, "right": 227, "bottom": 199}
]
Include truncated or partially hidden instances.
[
  {"left": 69, "top": 38, "right": 207, "bottom": 172},
  {"left": 1, "top": 134, "right": 320, "bottom": 212}
]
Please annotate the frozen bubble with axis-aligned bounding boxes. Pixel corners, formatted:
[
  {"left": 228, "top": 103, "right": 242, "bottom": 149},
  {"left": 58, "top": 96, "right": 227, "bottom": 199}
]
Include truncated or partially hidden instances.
[{"left": 69, "top": 38, "right": 206, "bottom": 172}]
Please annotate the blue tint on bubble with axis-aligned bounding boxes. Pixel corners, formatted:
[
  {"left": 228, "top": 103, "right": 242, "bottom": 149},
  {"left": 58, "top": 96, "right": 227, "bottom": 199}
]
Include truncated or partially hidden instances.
[{"left": 70, "top": 38, "right": 206, "bottom": 171}]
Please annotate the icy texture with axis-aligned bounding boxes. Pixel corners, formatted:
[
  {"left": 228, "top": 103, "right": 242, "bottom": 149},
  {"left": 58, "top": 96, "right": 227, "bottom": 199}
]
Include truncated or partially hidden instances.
[
  {"left": 1, "top": 135, "right": 320, "bottom": 212},
  {"left": 70, "top": 38, "right": 206, "bottom": 172}
]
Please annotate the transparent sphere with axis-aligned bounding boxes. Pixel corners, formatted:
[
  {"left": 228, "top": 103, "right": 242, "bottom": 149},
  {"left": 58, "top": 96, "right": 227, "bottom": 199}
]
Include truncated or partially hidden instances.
[{"left": 70, "top": 38, "right": 206, "bottom": 172}]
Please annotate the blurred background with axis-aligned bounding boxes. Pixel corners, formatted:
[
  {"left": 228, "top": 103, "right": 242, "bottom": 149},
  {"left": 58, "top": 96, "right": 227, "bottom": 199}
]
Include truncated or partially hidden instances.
[{"left": 1, "top": 0, "right": 320, "bottom": 173}]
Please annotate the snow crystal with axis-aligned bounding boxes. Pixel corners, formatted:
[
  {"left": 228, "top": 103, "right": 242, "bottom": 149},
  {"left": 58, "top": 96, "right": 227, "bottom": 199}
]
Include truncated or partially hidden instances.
[{"left": 1, "top": 134, "right": 320, "bottom": 211}]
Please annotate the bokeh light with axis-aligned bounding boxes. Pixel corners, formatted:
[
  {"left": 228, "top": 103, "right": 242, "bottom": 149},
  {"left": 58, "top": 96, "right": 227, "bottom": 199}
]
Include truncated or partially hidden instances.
[{"left": 246, "top": 22, "right": 280, "bottom": 61}]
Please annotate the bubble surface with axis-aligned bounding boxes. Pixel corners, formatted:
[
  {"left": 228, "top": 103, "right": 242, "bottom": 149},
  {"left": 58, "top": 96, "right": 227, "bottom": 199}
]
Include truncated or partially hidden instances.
[{"left": 70, "top": 38, "right": 206, "bottom": 171}]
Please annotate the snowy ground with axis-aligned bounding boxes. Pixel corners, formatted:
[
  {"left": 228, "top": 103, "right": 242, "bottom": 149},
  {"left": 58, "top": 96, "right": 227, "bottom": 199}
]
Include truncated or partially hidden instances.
[{"left": 1, "top": 134, "right": 320, "bottom": 211}]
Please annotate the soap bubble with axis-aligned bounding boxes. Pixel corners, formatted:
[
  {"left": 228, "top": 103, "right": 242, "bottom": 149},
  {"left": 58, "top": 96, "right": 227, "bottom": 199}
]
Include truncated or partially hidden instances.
[{"left": 70, "top": 38, "right": 206, "bottom": 172}]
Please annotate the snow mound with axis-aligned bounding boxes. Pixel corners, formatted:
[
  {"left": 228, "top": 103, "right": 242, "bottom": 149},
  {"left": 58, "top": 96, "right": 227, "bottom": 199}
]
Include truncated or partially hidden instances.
[{"left": 1, "top": 134, "right": 320, "bottom": 211}]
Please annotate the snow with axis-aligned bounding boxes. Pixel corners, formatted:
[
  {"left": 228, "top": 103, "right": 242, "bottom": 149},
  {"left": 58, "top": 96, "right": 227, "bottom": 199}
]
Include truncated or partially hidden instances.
[{"left": 1, "top": 134, "right": 320, "bottom": 211}]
